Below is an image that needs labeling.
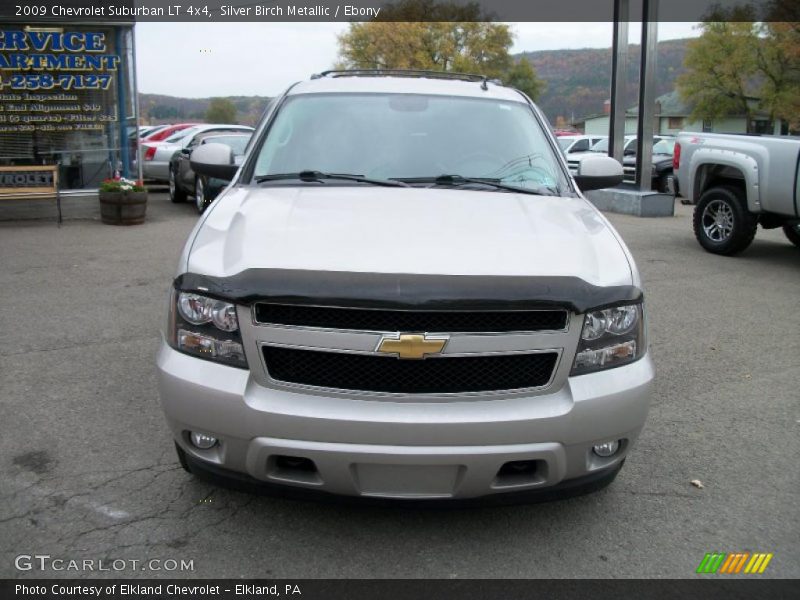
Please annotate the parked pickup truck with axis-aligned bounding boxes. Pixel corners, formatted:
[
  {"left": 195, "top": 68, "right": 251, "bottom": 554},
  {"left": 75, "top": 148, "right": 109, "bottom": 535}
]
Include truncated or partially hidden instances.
[{"left": 673, "top": 132, "right": 800, "bottom": 255}]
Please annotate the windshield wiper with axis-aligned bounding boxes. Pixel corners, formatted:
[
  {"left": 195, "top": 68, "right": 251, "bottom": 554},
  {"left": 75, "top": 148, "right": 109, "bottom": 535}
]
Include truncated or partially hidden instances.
[
  {"left": 393, "top": 174, "right": 557, "bottom": 196},
  {"left": 255, "top": 170, "right": 409, "bottom": 187}
]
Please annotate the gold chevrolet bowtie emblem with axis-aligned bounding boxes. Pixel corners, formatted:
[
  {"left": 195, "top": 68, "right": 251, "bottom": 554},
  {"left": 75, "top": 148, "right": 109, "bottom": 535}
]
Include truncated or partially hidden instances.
[{"left": 377, "top": 334, "right": 448, "bottom": 360}]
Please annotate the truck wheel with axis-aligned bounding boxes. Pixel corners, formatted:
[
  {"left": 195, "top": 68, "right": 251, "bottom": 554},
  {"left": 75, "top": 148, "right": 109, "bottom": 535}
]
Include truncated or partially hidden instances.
[
  {"left": 783, "top": 223, "right": 800, "bottom": 248},
  {"left": 169, "top": 167, "right": 187, "bottom": 203},
  {"left": 693, "top": 186, "right": 758, "bottom": 255}
]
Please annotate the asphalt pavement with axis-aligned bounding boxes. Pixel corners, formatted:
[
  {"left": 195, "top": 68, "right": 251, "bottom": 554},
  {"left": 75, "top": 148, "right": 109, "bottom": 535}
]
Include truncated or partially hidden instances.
[{"left": 1, "top": 194, "right": 798, "bottom": 578}]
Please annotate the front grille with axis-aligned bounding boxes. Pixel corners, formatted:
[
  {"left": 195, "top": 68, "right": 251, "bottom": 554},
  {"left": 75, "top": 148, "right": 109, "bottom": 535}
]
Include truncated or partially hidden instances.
[
  {"left": 254, "top": 304, "right": 567, "bottom": 333},
  {"left": 262, "top": 346, "right": 559, "bottom": 394}
]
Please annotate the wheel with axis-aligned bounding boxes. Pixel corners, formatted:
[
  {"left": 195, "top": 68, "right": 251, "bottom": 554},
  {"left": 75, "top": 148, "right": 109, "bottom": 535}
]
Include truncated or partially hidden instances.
[
  {"left": 174, "top": 442, "right": 192, "bottom": 474},
  {"left": 783, "top": 223, "right": 800, "bottom": 248},
  {"left": 658, "top": 173, "right": 673, "bottom": 194},
  {"left": 693, "top": 186, "right": 758, "bottom": 255},
  {"left": 169, "top": 166, "right": 187, "bottom": 203},
  {"left": 194, "top": 177, "right": 209, "bottom": 214}
]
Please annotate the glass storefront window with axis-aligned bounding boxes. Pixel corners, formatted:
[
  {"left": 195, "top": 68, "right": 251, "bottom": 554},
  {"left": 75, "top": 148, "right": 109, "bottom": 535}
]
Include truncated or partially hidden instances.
[{"left": 0, "top": 24, "right": 138, "bottom": 191}]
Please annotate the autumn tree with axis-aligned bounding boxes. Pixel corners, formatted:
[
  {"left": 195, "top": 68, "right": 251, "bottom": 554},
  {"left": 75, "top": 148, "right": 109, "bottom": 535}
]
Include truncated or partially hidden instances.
[
  {"left": 678, "top": 2, "right": 800, "bottom": 132},
  {"left": 677, "top": 21, "right": 760, "bottom": 132},
  {"left": 757, "top": 22, "right": 800, "bottom": 128},
  {"left": 337, "top": 18, "right": 542, "bottom": 100},
  {"left": 205, "top": 98, "right": 237, "bottom": 124}
]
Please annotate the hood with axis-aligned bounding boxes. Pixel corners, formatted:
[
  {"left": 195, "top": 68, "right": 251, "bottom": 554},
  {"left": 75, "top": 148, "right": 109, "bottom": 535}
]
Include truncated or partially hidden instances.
[{"left": 185, "top": 186, "right": 633, "bottom": 288}]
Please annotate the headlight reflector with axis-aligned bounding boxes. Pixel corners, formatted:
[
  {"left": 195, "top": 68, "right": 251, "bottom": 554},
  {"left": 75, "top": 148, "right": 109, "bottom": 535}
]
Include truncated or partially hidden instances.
[
  {"left": 604, "top": 304, "right": 638, "bottom": 335},
  {"left": 210, "top": 301, "right": 239, "bottom": 332},
  {"left": 572, "top": 303, "right": 645, "bottom": 375},
  {"left": 178, "top": 292, "right": 214, "bottom": 325},
  {"left": 580, "top": 311, "right": 607, "bottom": 340}
]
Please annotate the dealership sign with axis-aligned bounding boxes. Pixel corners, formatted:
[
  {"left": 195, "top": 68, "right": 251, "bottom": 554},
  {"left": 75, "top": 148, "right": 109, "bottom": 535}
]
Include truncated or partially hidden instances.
[
  {"left": 0, "top": 29, "right": 120, "bottom": 90},
  {"left": 0, "top": 27, "right": 121, "bottom": 134},
  {"left": 0, "top": 165, "right": 58, "bottom": 195}
]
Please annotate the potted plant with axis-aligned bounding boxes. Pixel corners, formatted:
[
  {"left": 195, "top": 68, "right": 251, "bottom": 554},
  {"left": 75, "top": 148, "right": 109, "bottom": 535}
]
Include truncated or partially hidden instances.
[{"left": 98, "top": 177, "right": 148, "bottom": 225}]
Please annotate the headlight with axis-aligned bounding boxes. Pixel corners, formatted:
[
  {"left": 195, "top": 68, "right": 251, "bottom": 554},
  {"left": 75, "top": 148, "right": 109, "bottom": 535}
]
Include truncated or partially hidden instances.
[
  {"left": 177, "top": 293, "right": 214, "bottom": 325},
  {"left": 571, "top": 303, "right": 645, "bottom": 375},
  {"left": 168, "top": 290, "right": 247, "bottom": 368}
]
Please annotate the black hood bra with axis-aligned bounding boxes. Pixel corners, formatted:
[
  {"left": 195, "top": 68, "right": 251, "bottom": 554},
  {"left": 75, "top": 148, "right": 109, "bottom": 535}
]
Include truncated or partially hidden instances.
[{"left": 175, "top": 269, "right": 642, "bottom": 314}]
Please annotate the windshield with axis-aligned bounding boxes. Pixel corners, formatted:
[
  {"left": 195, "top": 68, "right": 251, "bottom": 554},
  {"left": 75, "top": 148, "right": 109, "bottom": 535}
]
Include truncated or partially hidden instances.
[
  {"left": 591, "top": 138, "right": 641, "bottom": 154},
  {"left": 252, "top": 93, "right": 570, "bottom": 193},
  {"left": 557, "top": 138, "right": 575, "bottom": 151},
  {"left": 165, "top": 127, "right": 197, "bottom": 143},
  {"left": 653, "top": 139, "right": 675, "bottom": 155}
]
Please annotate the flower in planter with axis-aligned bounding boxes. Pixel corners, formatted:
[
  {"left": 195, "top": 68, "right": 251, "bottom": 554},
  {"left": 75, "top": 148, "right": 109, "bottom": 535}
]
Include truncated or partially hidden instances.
[{"left": 100, "top": 177, "right": 146, "bottom": 193}]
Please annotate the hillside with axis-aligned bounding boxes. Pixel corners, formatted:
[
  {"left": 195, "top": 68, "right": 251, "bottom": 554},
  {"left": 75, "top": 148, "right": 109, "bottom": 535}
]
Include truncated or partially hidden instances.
[
  {"left": 137, "top": 94, "right": 271, "bottom": 126},
  {"left": 519, "top": 38, "right": 690, "bottom": 125},
  {"left": 137, "top": 38, "right": 690, "bottom": 127}
]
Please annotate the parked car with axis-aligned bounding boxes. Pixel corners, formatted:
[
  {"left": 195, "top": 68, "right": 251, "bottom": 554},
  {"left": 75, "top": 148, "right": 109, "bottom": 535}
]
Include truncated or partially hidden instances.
[
  {"left": 569, "top": 135, "right": 668, "bottom": 185},
  {"left": 557, "top": 135, "right": 606, "bottom": 157},
  {"left": 158, "top": 70, "right": 652, "bottom": 503},
  {"left": 622, "top": 138, "right": 675, "bottom": 191},
  {"left": 142, "top": 123, "right": 198, "bottom": 143},
  {"left": 674, "top": 132, "right": 800, "bottom": 254},
  {"left": 567, "top": 136, "right": 634, "bottom": 175},
  {"left": 170, "top": 132, "right": 252, "bottom": 213},
  {"left": 144, "top": 124, "right": 252, "bottom": 183}
]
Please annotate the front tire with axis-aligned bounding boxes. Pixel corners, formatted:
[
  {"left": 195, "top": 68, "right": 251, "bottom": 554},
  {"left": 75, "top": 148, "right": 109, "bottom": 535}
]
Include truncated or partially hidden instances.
[
  {"left": 169, "top": 167, "right": 187, "bottom": 203},
  {"left": 658, "top": 173, "right": 673, "bottom": 194},
  {"left": 783, "top": 223, "right": 800, "bottom": 248},
  {"left": 693, "top": 186, "right": 757, "bottom": 255},
  {"left": 195, "top": 177, "right": 209, "bottom": 214}
]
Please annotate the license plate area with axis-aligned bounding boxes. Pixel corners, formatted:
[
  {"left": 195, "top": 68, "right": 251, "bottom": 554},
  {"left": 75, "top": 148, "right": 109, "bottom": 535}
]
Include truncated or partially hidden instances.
[{"left": 352, "top": 463, "right": 464, "bottom": 498}]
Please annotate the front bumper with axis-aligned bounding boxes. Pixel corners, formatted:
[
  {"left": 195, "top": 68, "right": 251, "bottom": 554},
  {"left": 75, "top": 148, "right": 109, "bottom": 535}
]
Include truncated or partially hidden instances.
[{"left": 157, "top": 342, "right": 654, "bottom": 500}]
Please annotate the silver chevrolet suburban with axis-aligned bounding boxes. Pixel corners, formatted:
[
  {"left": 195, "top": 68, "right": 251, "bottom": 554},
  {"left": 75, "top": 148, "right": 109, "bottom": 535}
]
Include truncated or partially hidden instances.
[{"left": 156, "top": 71, "right": 654, "bottom": 502}]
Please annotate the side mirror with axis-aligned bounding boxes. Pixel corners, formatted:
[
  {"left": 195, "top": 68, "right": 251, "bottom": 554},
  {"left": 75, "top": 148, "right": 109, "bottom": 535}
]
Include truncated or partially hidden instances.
[
  {"left": 574, "top": 156, "right": 623, "bottom": 191},
  {"left": 180, "top": 147, "right": 191, "bottom": 155},
  {"left": 190, "top": 143, "right": 238, "bottom": 181}
]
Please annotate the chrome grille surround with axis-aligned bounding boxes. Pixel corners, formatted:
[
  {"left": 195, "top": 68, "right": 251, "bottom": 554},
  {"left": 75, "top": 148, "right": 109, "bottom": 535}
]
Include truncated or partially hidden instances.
[{"left": 238, "top": 305, "right": 583, "bottom": 401}]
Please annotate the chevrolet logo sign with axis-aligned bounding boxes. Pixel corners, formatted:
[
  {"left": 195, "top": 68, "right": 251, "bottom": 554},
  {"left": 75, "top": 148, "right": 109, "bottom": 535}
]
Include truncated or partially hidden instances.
[{"left": 376, "top": 333, "right": 448, "bottom": 360}]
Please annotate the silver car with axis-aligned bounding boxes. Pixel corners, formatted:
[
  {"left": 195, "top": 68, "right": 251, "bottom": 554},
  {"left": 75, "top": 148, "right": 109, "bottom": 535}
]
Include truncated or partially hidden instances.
[
  {"left": 157, "top": 71, "right": 653, "bottom": 502},
  {"left": 142, "top": 124, "right": 252, "bottom": 183}
]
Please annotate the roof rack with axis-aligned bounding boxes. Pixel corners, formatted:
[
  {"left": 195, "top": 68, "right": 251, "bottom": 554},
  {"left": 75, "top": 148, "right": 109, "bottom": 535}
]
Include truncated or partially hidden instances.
[{"left": 311, "top": 69, "right": 502, "bottom": 90}]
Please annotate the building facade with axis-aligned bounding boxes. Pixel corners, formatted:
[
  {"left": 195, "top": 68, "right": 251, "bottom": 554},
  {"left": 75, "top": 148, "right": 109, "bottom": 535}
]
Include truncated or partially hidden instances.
[
  {"left": 0, "top": 21, "right": 139, "bottom": 195},
  {"left": 577, "top": 91, "right": 778, "bottom": 137}
]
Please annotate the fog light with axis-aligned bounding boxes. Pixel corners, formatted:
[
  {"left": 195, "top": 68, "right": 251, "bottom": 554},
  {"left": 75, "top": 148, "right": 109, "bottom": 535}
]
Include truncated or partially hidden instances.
[
  {"left": 190, "top": 431, "right": 217, "bottom": 449},
  {"left": 592, "top": 440, "right": 620, "bottom": 457}
]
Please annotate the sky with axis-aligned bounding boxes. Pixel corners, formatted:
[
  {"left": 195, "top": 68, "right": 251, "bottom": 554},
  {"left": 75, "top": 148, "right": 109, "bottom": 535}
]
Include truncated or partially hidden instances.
[{"left": 134, "top": 22, "right": 700, "bottom": 98}]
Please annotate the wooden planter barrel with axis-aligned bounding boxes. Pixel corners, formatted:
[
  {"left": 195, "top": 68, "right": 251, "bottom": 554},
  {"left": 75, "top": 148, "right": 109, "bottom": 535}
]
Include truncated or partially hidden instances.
[{"left": 99, "top": 190, "right": 147, "bottom": 225}]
